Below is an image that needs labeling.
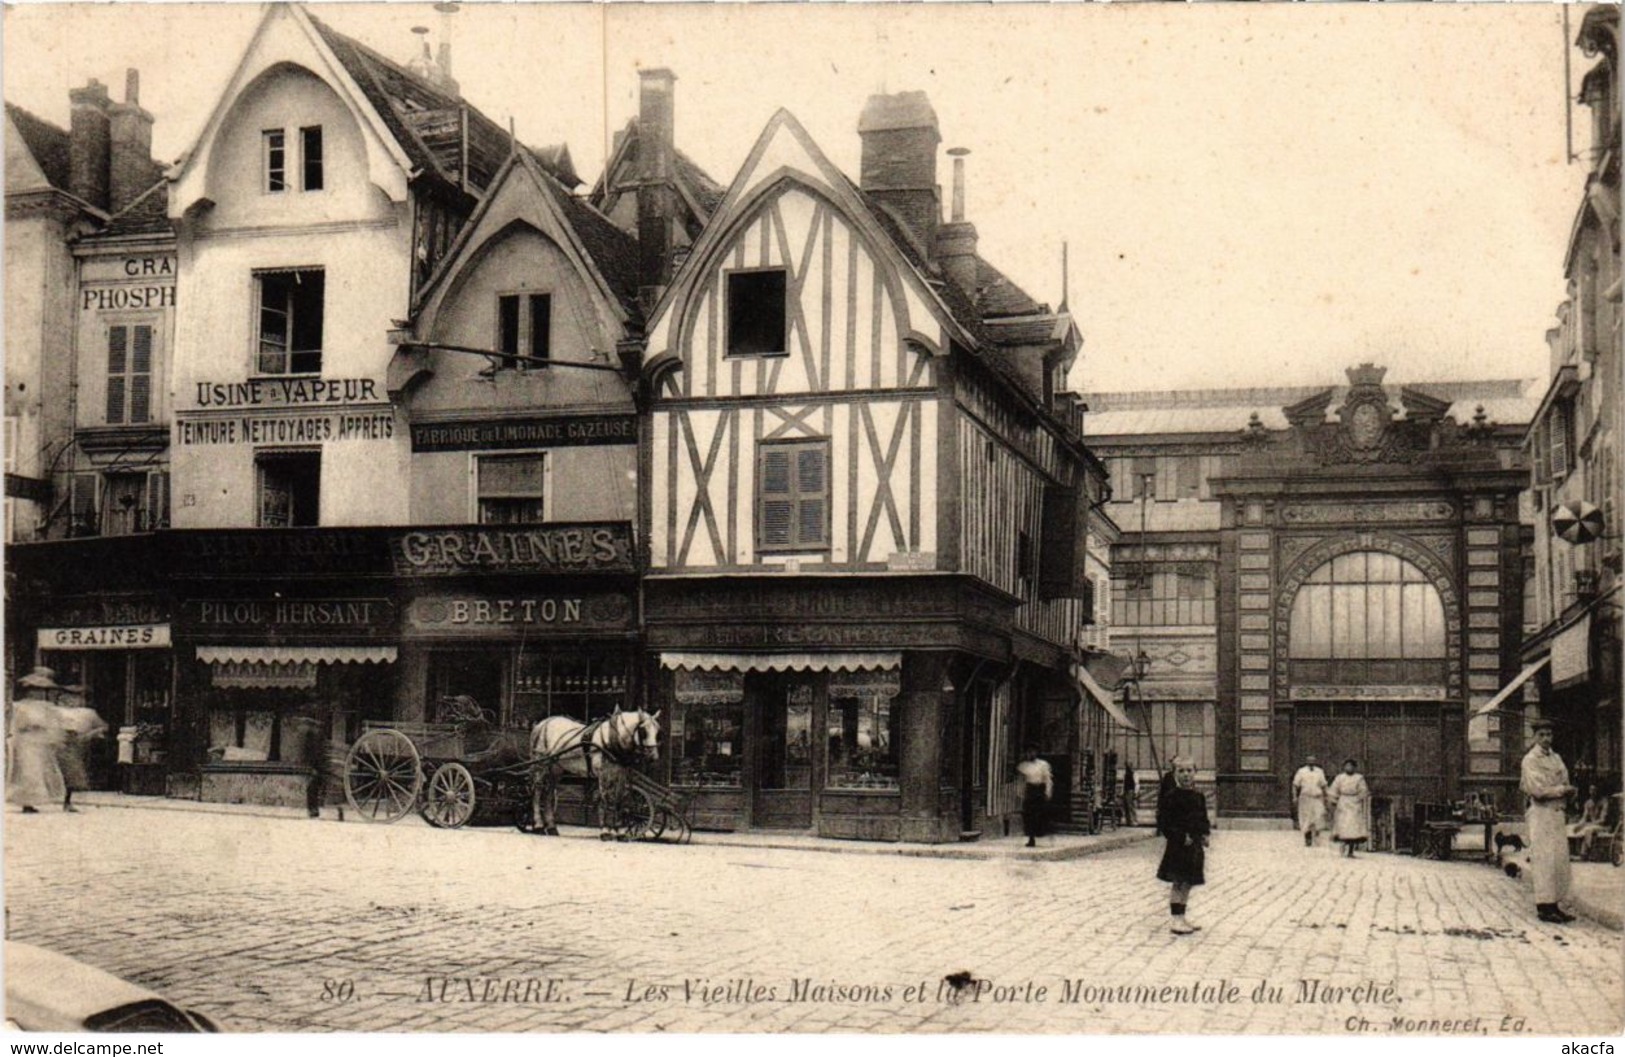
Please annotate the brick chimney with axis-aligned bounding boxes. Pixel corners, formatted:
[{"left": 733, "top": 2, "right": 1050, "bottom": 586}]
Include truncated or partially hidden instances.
[
  {"left": 68, "top": 78, "right": 111, "bottom": 211},
  {"left": 108, "top": 69, "right": 154, "bottom": 216},
  {"left": 636, "top": 68, "right": 678, "bottom": 311},
  {"left": 934, "top": 147, "right": 978, "bottom": 297},
  {"left": 858, "top": 91, "right": 940, "bottom": 253}
]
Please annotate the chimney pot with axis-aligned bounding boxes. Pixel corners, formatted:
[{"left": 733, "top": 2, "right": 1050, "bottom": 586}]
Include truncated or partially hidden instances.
[
  {"left": 947, "top": 147, "right": 969, "bottom": 223},
  {"left": 69, "top": 79, "right": 113, "bottom": 211},
  {"left": 858, "top": 91, "right": 941, "bottom": 252},
  {"left": 637, "top": 68, "right": 679, "bottom": 294},
  {"left": 108, "top": 69, "right": 155, "bottom": 215}
]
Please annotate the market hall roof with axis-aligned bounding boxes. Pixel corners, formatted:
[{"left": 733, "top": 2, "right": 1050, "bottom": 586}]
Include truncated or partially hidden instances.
[{"left": 1086, "top": 378, "right": 1542, "bottom": 438}]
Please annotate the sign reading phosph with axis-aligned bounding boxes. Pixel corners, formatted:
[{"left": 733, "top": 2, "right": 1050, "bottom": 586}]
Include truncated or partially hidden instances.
[
  {"left": 392, "top": 525, "right": 634, "bottom": 576},
  {"left": 40, "top": 624, "right": 171, "bottom": 650},
  {"left": 409, "top": 413, "right": 637, "bottom": 452}
]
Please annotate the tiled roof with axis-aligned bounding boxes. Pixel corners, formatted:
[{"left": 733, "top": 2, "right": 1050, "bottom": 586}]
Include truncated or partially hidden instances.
[
  {"left": 308, "top": 13, "right": 574, "bottom": 196},
  {"left": 675, "top": 148, "right": 725, "bottom": 216},
  {"left": 591, "top": 122, "right": 726, "bottom": 222},
  {"left": 6, "top": 103, "right": 72, "bottom": 192},
  {"left": 102, "top": 173, "right": 173, "bottom": 237},
  {"left": 530, "top": 152, "right": 639, "bottom": 313},
  {"left": 976, "top": 257, "right": 1047, "bottom": 318}
]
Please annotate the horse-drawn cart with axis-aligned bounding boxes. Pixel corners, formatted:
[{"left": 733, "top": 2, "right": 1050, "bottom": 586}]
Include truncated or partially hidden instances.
[{"left": 342, "top": 698, "right": 690, "bottom": 841}]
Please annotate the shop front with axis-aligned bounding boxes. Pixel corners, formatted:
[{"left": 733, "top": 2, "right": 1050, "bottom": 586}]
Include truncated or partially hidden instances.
[
  {"left": 35, "top": 593, "right": 175, "bottom": 796},
  {"left": 177, "top": 595, "right": 398, "bottom": 807},
  {"left": 645, "top": 575, "right": 1021, "bottom": 843},
  {"left": 389, "top": 522, "right": 640, "bottom": 825}
]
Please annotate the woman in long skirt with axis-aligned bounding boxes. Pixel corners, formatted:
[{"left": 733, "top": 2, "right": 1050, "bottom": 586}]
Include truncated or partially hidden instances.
[
  {"left": 1016, "top": 745, "right": 1053, "bottom": 848},
  {"left": 1327, "top": 758, "right": 1371, "bottom": 857},
  {"left": 1156, "top": 757, "right": 1210, "bottom": 934}
]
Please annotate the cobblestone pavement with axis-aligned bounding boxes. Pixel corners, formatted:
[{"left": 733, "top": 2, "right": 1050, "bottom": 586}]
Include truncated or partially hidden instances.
[{"left": 5, "top": 806, "right": 1622, "bottom": 1035}]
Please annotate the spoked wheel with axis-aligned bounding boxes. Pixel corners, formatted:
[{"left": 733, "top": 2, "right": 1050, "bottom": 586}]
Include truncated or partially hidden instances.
[
  {"left": 612, "top": 788, "right": 658, "bottom": 841},
  {"left": 420, "top": 762, "right": 477, "bottom": 829},
  {"left": 344, "top": 729, "right": 422, "bottom": 823}
]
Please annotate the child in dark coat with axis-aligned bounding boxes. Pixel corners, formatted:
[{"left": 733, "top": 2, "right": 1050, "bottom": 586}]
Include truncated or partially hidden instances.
[{"left": 1156, "top": 757, "right": 1211, "bottom": 935}]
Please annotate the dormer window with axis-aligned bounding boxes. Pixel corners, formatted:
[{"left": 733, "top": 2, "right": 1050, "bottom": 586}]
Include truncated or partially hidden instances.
[
  {"left": 301, "top": 126, "right": 324, "bottom": 191},
  {"left": 726, "top": 269, "right": 787, "bottom": 357},
  {"left": 264, "top": 127, "right": 324, "bottom": 193},
  {"left": 263, "top": 130, "right": 286, "bottom": 193},
  {"left": 497, "top": 293, "right": 551, "bottom": 367}
]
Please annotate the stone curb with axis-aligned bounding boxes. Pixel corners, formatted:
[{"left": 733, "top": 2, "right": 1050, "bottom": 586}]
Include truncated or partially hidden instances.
[{"left": 65, "top": 792, "right": 1156, "bottom": 861}]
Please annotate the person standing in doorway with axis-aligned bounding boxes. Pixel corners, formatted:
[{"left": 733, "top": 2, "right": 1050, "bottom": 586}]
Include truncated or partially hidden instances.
[
  {"left": 1123, "top": 763, "right": 1139, "bottom": 826},
  {"left": 1520, "top": 719, "right": 1576, "bottom": 923},
  {"left": 295, "top": 710, "right": 333, "bottom": 820},
  {"left": 1327, "top": 758, "right": 1370, "bottom": 857},
  {"left": 1017, "top": 745, "right": 1053, "bottom": 848},
  {"left": 1157, "top": 757, "right": 1210, "bottom": 934},
  {"left": 1291, "top": 754, "right": 1330, "bottom": 848}
]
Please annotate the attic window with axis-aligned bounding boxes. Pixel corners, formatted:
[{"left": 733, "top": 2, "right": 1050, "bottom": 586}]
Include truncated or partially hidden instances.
[
  {"left": 263, "top": 130, "right": 286, "bottom": 193},
  {"left": 726, "top": 269, "right": 787, "bottom": 357},
  {"left": 497, "top": 293, "right": 551, "bottom": 367},
  {"left": 301, "top": 127, "right": 324, "bottom": 191}
]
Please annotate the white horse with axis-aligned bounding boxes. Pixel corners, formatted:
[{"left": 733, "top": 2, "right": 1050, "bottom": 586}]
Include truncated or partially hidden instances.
[{"left": 528, "top": 708, "right": 660, "bottom": 838}]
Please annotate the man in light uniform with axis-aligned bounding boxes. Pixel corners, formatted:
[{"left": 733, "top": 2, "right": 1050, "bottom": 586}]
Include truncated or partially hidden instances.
[
  {"left": 1520, "top": 719, "right": 1576, "bottom": 924},
  {"left": 1291, "top": 753, "right": 1329, "bottom": 847}
]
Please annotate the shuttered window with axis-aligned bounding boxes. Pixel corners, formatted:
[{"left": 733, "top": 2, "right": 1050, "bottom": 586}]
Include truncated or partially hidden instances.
[
  {"left": 105, "top": 324, "right": 154, "bottom": 425},
  {"left": 757, "top": 440, "right": 829, "bottom": 552},
  {"left": 477, "top": 453, "right": 546, "bottom": 524},
  {"left": 497, "top": 293, "right": 551, "bottom": 366}
]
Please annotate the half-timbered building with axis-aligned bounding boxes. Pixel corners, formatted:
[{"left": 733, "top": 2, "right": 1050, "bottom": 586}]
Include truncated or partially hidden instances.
[{"left": 635, "top": 94, "right": 1107, "bottom": 842}]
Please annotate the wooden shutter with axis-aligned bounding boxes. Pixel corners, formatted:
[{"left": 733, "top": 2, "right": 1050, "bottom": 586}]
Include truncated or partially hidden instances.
[
  {"left": 106, "top": 326, "right": 128, "bottom": 425},
  {"left": 130, "top": 325, "right": 153, "bottom": 424},
  {"left": 529, "top": 295, "right": 551, "bottom": 363},
  {"left": 795, "top": 444, "right": 827, "bottom": 547},
  {"left": 145, "top": 470, "right": 169, "bottom": 531},
  {"left": 759, "top": 447, "right": 794, "bottom": 548},
  {"left": 1038, "top": 484, "right": 1078, "bottom": 600},
  {"left": 69, "top": 473, "right": 99, "bottom": 537},
  {"left": 498, "top": 295, "right": 520, "bottom": 357},
  {"left": 1177, "top": 455, "right": 1201, "bottom": 498}
]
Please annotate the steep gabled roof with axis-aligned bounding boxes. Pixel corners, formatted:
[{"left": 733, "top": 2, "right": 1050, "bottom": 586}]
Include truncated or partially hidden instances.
[
  {"left": 5, "top": 103, "right": 71, "bottom": 192},
  {"left": 413, "top": 146, "right": 638, "bottom": 322},
  {"left": 306, "top": 11, "right": 575, "bottom": 196},
  {"left": 588, "top": 119, "right": 725, "bottom": 225}
]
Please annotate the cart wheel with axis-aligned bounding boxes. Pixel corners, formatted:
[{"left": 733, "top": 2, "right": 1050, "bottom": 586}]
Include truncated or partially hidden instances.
[
  {"left": 344, "top": 729, "right": 422, "bottom": 823},
  {"left": 614, "top": 788, "right": 658, "bottom": 841},
  {"left": 420, "top": 762, "right": 477, "bottom": 829}
]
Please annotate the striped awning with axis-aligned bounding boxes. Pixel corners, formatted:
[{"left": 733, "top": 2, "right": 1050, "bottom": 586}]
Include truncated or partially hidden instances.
[
  {"left": 196, "top": 645, "right": 397, "bottom": 666},
  {"left": 1472, "top": 656, "right": 1550, "bottom": 717},
  {"left": 660, "top": 651, "right": 900, "bottom": 674},
  {"left": 1073, "top": 662, "right": 1139, "bottom": 732}
]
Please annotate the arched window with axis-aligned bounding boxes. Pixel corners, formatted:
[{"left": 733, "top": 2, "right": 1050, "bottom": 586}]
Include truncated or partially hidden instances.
[{"left": 1289, "top": 551, "right": 1446, "bottom": 660}]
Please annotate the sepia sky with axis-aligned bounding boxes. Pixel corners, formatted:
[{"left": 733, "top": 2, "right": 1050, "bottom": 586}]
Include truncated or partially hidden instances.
[{"left": 2, "top": 2, "right": 1590, "bottom": 394}]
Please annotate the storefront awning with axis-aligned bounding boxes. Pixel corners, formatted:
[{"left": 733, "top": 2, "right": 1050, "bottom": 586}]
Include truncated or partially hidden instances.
[
  {"left": 196, "top": 645, "right": 397, "bottom": 665},
  {"left": 1073, "top": 663, "right": 1139, "bottom": 732},
  {"left": 660, "top": 651, "right": 901, "bottom": 674},
  {"left": 1472, "top": 656, "right": 1550, "bottom": 717}
]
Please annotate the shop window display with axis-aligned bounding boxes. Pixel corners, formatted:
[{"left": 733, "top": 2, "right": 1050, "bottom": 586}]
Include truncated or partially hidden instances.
[
  {"left": 673, "top": 700, "right": 744, "bottom": 788},
  {"left": 827, "top": 694, "right": 900, "bottom": 789}
]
